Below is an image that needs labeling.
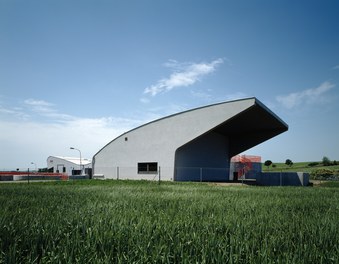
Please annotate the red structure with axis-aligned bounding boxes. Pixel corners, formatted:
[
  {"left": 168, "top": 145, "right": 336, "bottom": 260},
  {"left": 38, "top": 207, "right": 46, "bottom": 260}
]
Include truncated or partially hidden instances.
[
  {"left": 0, "top": 171, "right": 68, "bottom": 181},
  {"left": 231, "top": 155, "right": 261, "bottom": 177}
]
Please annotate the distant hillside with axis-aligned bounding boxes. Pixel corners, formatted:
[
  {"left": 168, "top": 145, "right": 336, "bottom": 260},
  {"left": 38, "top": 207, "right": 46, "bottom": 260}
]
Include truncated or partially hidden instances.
[{"left": 262, "top": 161, "right": 339, "bottom": 174}]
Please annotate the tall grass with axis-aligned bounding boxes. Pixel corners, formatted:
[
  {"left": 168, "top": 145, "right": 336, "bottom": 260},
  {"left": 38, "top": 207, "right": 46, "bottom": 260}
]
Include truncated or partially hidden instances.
[{"left": 1, "top": 180, "right": 338, "bottom": 263}]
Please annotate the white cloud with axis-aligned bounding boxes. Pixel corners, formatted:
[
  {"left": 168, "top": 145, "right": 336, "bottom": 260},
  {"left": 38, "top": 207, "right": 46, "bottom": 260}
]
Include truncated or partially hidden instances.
[
  {"left": 0, "top": 106, "right": 30, "bottom": 120},
  {"left": 24, "top": 98, "right": 54, "bottom": 106},
  {"left": 0, "top": 118, "right": 125, "bottom": 169},
  {"left": 276, "top": 81, "right": 335, "bottom": 109},
  {"left": 23, "top": 98, "right": 73, "bottom": 120},
  {"left": 144, "top": 58, "right": 224, "bottom": 96},
  {"left": 0, "top": 98, "right": 147, "bottom": 169},
  {"left": 333, "top": 65, "right": 339, "bottom": 70}
]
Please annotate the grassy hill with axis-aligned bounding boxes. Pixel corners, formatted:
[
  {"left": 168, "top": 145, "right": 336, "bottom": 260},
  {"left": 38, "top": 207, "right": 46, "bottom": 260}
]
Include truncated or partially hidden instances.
[{"left": 262, "top": 161, "right": 339, "bottom": 174}]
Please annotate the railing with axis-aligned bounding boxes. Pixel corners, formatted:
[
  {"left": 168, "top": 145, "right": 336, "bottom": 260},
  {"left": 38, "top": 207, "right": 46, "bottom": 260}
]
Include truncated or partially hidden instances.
[{"left": 93, "top": 166, "right": 232, "bottom": 182}]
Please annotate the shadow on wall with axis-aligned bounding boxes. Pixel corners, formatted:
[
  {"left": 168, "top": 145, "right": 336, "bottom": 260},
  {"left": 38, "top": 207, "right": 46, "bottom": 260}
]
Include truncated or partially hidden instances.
[{"left": 175, "top": 167, "right": 229, "bottom": 182}]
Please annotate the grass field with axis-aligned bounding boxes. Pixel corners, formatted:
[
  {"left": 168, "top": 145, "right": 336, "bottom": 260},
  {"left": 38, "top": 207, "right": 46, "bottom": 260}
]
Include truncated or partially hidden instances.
[
  {"left": 1, "top": 180, "right": 339, "bottom": 263},
  {"left": 262, "top": 161, "right": 339, "bottom": 173}
]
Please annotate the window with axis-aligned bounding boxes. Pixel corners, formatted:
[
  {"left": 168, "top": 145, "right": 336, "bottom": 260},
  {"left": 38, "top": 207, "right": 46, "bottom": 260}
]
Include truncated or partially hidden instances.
[
  {"left": 72, "top": 169, "right": 81, "bottom": 175},
  {"left": 138, "top": 162, "right": 158, "bottom": 174}
]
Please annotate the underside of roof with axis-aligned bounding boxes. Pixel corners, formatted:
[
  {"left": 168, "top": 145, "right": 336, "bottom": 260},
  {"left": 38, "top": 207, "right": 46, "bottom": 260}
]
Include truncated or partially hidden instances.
[{"left": 210, "top": 99, "right": 288, "bottom": 157}]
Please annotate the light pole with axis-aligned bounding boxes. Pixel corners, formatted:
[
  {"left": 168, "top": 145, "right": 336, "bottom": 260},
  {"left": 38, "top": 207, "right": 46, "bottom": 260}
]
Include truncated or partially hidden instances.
[
  {"left": 31, "top": 162, "right": 37, "bottom": 172},
  {"left": 70, "top": 147, "right": 82, "bottom": 175}
]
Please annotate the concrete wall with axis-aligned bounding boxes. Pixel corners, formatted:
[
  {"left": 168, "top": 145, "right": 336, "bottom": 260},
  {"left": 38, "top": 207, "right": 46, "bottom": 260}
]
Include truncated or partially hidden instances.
[
  {"left": 175, "top": 132, "right": 230, "bottom": 181},
  {"left": 257, "top": 172, "right": 309, "bottom": 186},
  {"left": 93, "top": 99, "right": 255, "bottom": 180}
]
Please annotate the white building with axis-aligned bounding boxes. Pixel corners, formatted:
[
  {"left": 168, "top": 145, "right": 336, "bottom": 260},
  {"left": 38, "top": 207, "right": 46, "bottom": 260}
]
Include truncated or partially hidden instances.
[
  {"left": 92, "top": 98, "right": 288, "bottom": 181},
  {"left": 47, "top": 156, "right": 92, "bottom": 176}
]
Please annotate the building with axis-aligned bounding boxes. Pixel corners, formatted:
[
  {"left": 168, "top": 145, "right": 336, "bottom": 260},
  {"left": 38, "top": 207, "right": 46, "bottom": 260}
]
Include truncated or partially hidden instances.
[
  {"left": 92, "top": 98, "right": 288, "bottom": 181},
  {"left": 47, "top": 156, "right": 92, "bottom": 176},
  {"left": 230, "top": 155, "right": 262, "bottom": 180}
]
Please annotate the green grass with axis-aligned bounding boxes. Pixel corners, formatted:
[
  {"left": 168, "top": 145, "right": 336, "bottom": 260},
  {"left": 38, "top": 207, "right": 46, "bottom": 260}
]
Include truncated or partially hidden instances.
[
  {"left": 315, "top": 180, "right": 339, "bottom": 188},
  {"left": 262, "top": 161, "right": 339, "bottom": 173},
  {"left": 1, "top": 180, "right": 339, "bottom": 263}
]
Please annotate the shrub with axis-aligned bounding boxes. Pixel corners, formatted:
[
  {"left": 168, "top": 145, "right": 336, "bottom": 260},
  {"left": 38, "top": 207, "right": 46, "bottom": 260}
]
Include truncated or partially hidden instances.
[
  {"left": 264, "top": 160, "right": 272, "bottom": 169},
  {"left": 285, "top": 159, "right": 293, "bottom": 167},
  {"left": 322, "top": 156, "right": 331, "bottom": 166},
  {"left": 310, "top": 168, "right": 334, "bottom": 180},
  {"left": 308, "top": 162, "right": 319, "bottom": 167}
]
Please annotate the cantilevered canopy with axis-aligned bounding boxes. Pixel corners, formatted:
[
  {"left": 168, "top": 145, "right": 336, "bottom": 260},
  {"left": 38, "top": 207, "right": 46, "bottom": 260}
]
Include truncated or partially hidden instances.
[{"left": 211, "top": 99, "right": 288, "bottom": 157}]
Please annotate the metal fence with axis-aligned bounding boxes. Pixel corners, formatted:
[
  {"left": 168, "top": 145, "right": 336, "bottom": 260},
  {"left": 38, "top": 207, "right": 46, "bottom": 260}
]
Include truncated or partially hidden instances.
[
  {"left": 92, "top": 166, "right": 232, "bottom": 182},
  {"left": 175, "top": 167, "right": 230, "bottom": 182}
]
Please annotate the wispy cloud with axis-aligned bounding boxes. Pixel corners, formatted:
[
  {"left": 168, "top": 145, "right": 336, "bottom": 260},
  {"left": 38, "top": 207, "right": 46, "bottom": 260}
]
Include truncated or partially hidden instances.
[
  {"left": 24, "top": 99, "right": 53, "bottom": 107},
  {"left": 144, "top": 58, "right": 224, "bottom": 96},
  {"left": 332, "top": 65, "right": 339, "bottom": 70},
  {"left": 276, "top": 81, "right": 335, "bottom": 109},
  {"left": 24, "top": 98, "right": 73, "bottom": 121},
  {"left": 0, "top": 97, "right": 149, "bottom": 168}
]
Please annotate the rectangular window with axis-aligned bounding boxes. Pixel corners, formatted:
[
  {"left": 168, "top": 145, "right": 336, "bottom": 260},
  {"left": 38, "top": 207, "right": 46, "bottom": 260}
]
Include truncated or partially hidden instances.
[
  {"left": 72, "top": 169, "right": 81, "bottom": 175},
  {"left": 138, "top": 162, "right": 158, "bottom": 174}
]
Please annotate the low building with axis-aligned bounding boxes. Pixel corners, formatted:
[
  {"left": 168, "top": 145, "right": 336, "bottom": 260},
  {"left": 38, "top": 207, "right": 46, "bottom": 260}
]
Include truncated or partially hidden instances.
[
  {"left": 47, "top": 156, "right": 92, "bottom": 176},
  {"left": 230, "top": 155, "right": 262, "bottom": 180}
]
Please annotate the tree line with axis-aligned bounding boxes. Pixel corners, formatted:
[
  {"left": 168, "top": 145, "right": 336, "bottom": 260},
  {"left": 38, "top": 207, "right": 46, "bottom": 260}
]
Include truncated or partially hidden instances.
[{"left": 264, "top": 156, "right": 337, "bottom": 170}]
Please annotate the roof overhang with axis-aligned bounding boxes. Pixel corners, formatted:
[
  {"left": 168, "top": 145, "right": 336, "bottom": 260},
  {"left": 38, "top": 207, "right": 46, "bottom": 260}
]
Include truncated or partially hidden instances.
[{"left": 212, "top": 99, "right": 288, "bottom": 157}]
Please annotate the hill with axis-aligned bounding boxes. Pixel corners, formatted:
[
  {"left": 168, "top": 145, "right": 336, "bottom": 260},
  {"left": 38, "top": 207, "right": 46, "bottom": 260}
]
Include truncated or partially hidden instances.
[{"left": 262, "top": 161, "right": 339, "bottom": 177}]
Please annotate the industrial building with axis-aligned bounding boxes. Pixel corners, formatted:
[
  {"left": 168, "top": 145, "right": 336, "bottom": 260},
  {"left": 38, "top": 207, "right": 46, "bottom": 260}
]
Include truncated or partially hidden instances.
[
  {"left": 47, "top": 156, "right": 92, "bottom": 176},
  {"left": 92, "top": 97, "right": 288, "bottom": 182}
]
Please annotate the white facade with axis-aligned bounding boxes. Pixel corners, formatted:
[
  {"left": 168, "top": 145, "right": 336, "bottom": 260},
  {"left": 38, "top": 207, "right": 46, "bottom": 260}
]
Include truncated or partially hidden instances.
[
  {"left": 93, "top": 98, "right": 288, "bottom": 181},
  {"left": 47, "top": 156, "right": 92, "bottom": 176}
]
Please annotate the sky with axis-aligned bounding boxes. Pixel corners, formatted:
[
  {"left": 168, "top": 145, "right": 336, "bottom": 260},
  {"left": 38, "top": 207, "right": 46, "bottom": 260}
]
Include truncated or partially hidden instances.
[{"left": 1, "top": 0, "right": 339, "bottom": 170}]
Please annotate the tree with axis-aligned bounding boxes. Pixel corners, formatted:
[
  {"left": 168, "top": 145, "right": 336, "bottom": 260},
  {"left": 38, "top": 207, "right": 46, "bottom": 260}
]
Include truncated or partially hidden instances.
[
  {"left": 264, "top": 160, "right": 272, "bottom": 170},
  {"left": 322, "top": 156, "right": 331, "bottom": 166},
  {"left": 285, "top": 159, "right": 293, "bottom": 167}
]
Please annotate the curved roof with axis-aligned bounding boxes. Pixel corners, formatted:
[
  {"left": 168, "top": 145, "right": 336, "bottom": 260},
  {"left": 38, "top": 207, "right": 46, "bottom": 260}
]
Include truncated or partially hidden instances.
[
  {"left": 48, "top": 156, "right": 92, "bottom": 166},
  {"left": 94, "top": 97, "right": 288, "bottom": 158}
]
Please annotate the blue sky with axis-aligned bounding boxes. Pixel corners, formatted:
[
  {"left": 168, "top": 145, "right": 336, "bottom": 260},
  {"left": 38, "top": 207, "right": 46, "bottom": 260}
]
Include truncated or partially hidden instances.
[{"left": 1, "top": 0, "right": 339, "bottom": 169}]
